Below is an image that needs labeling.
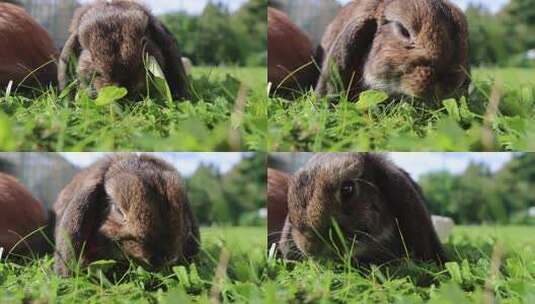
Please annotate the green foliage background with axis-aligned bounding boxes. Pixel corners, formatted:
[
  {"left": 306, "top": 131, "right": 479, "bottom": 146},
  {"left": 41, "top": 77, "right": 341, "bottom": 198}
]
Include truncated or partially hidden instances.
[
  {"left": 161, "top": 0, "right": 267, "bottom": 67},
  {"left": 468, "top": 0, "right": 535, "bottom": 67},
  {"left": 420, "top": 153, "right": 535, "bottom": 225},
  {"left": 186, "top": 153, "right": 266, "bottom": 226}
]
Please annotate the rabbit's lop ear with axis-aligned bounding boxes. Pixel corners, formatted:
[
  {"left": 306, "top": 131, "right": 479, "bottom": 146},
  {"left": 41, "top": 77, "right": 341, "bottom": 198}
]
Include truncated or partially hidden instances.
[
  {"left": 58, "top": 33, "right": 81, "bottom": 91},
  {"left": 268, "top": 169, "right": 290, "bottom": 249},
  {"left": 54, "top": 166, "right": 107, "bottom": 277},
  {"left": 182, "top": 201, "right": 200, "bottom": 260},
  {"left": 147, "top": 17, "right": 190, "bottom": 100},
  {"left": 367, "top": 154, "right": 447, "bottom": 264},
  {"left": 58, "top": 4, "right": 90, "bottom": 91},
  {"left": 162, "top": 170, "right": 200, "bottom": 261},
  {"left": 316, "top": 12, "right": 378, "bottom": 99}
]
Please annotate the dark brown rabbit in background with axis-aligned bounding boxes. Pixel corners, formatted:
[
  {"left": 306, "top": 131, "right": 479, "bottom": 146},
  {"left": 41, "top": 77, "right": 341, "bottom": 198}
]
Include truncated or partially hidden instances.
[
  {"left": 58, "top": 0, "right": 189, "bottom": 99},
  {"left": 53, "top": 154, "right": 200, "bottom": 277},
  {"left": 316, "top": 0, "right": 469, "bottom": 101},
  {"left": 0, "top": 2, "right": 58, "bottom": 88},
  {"left": 268, "top": 7, "right": 320, "bottom": 98},
  {"left": 276, "top": 153, "right": 446, "bottom": 265},
  {"left": 0, "top": 173, "right": 53, "bottom": 256}
]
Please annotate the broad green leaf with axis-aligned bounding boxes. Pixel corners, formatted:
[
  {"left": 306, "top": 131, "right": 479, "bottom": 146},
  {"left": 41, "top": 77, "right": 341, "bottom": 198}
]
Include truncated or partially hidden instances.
[
  {"left": 94, "top": 86, "right": 128, "bottom": 106},
  {"left": 173, "top": 265, "right": 191, "bottom": 288},
  {"left": 87, "top": 259, "right": 117, "bottom": 274},
  {"left": 0, "top": 112, "right": 15, "bottom": 151},
  {"left": 443, "top": 99, "right": 461, "bottom": 122},
  {"left": 356, "top": 90, "right": 388, "bottom": 110},
  {"left": 146, "top": 55, "right": 173, "bottom": 102},
  {"left": 146, "top": 55, "right": 166, "bottom": 79},
  {"left": 445, "top": 262, "right": 463, "bottom": 284}
]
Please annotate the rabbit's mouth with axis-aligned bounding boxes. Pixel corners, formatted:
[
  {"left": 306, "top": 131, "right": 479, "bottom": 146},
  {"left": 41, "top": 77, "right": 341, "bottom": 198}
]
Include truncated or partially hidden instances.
[
  {"left": 291, "top": 226, "right": 369, "bottom": 259},
  {"left": 363, "top": 51, "right": 468, "bottom": 101},
  {"left": 364, "top": 68, "right": 466, "bottom": 101}
]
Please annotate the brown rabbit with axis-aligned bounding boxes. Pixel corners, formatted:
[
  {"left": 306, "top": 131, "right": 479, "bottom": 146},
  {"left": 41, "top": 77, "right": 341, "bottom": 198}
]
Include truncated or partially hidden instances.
[
  {"left": 316, "top": 0, "right": 469, "bottom": 101},
  {"left": 0, "top": 173, "right": 52, "bottom": 256},
  {"left": 268, "top": 7, "right": 320, "bottom": 98},
  {"left": 267, "top": 168, "right": 290, "bottom": 248},
  {"left": 58, "top": 0, "right": 189, "bottom": 99},
  {"left": 53, "top": 153, "right": 200, "bottom": 277},
  {"left": 0, "top": 2, "right": 58, "bottom": 88},
  {"left": 278, "top": 153, "right": 446, "bottom": 265}
]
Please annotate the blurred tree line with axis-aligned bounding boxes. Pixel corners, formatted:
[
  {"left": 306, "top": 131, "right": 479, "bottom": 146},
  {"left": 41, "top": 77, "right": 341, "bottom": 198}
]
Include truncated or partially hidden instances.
[
  {"left": 160, "top": 0, "right": 266, "bottom": 67},
  {"left": 420, "top": 153, "right": 535, "bottom": 225},
  {"left": 467, "top": 0, "right": 535, "bottom": 67},
  {"left": 185, "top": 153, "right": 266, "bottom": 226}
]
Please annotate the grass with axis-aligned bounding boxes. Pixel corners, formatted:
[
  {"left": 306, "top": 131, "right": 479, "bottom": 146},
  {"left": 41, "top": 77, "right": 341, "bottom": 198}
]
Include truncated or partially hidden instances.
[
  {"left": 2, "top": 226, "right": 534, "bottom": 303},
  {"left": 0, "top": 67, "right": 267, "bottom": 152},
  {"left": 266, "top": 225, "right": 535, "bottom": 303},
  {"left": 0, "top": 226, "right": 267, "bottom": 303},
  {"left": 268, "top": 67, "right": 535, "bottom": 151}
]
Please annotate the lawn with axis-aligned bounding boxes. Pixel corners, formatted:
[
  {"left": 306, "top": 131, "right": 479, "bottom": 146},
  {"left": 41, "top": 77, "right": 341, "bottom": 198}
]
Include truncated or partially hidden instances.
[
  {"left": 265, "top": 225, "right": 535, "bottom": 303},
  {"left": 0, "top": 67, "right": 267, "bottom": 152},
  {"left": 1, "top": 226, "right": 533, "bottom": 303},
  {"left": 0, "top": 226, "right": 267, "bottom": 303},
  {"left": 268, "top": 68, "right": 535, "bottom": 152}
]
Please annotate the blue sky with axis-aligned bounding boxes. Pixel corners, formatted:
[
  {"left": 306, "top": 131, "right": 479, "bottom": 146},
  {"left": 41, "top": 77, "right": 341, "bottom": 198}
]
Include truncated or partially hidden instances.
[
  {"left": 60, "top": 152, "right": 514, "bottom": 182},
  {"left": 60, "top": 153, "right": 247, "bottom": 176},
  {"left": 389, "top": 153, "right": 514, "bottom": 179},
  {"left": 78, "top": 0, "right": 509, "bottom": 15},
  {"left": 337, "top": 0, "right": 508, "bottom": 12},
  {"left": 79, "top": 0, "right": 249, "bottom": 15}
]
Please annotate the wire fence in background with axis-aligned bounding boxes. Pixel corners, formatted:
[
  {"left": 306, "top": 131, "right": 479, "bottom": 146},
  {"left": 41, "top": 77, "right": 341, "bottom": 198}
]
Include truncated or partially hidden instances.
[
  {"left": 17, "top": 0, "right": 241, "bottom": 48},
  {"left": 18, "top": 0, "right": 79, "bottom": 47},
  {"left": 0, "top": 153, "right": 79, "bottom": 209},
  {"left": 273, "top": 0, "right": 341, "bottom": 45}
]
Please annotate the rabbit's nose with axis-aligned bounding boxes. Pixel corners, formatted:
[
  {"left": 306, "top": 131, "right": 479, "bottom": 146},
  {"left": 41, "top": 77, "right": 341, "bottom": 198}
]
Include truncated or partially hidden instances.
[{"left": 149, "top": 255, "right": 166, "bottom": 268}]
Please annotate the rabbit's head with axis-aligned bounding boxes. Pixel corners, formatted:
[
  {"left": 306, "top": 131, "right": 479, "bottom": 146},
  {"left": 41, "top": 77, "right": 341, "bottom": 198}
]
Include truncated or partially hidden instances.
[
  {"left": 53, "top": 154, "right": 199, "bottom": 276},
  {"left": 58, "top": 0, "right": 189, "bottom": 100},
  {"left": 281, "top": 153, "right": 445, "bottom": 264},
  {"left": 316, "top": 0, "right": 469, "bottom": 101}
]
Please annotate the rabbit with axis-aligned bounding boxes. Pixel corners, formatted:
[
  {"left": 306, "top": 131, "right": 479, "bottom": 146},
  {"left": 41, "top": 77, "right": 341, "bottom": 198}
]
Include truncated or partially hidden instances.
[
  {"left": 267, "top": 168, "right": 290, "bottom": 248},
  {"left": 277, "top": 153, "right": 446, "bottom": 265},
  {"left": 315, "top": 0, "right": 469, "bottom": 101},
  {"left": 58, "top": 0, "right": 189, "bottom": 100},
  {"left": 0, "top": 173, "right": 53, "bottom": 256},
  {"left": 53, "top": 153, "right": 200, "bottom": 277},
  {"left": 0, "top": 2, "right": 58, "bottom": 88},
  {"left": 268, "top": 7, "right": 321, "bottom": 99}
]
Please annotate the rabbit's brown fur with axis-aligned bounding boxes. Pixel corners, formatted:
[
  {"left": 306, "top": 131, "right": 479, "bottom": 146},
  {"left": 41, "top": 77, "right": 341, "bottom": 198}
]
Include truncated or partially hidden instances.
[
  {"left": 58, "top": 0, "right": 189, "bottom": 99},
  {"left": 278, "top": 153, "right": 446, "bottom": 265},
  {"left": 0, "top": 173, "right": 51, "bottom": 255},
  {"left": 267, "top": 168, "right": 290, "bottom": 248},
  {"left": 316, "top": 0, "right": 469, "bottom": 101},
  {"left": 53, "top": 154, "right": 200, "bottom": 277},
  {"left": 268, "top": 7, "right": 320, "bottom": 98},
  {"left": 0, "top": 3, "right": 58, "bottom": 88}
]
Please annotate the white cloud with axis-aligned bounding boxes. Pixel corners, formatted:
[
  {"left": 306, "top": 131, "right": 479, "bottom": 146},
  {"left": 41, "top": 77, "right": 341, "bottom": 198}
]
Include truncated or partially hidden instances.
[
  {"left": 388, "top": 153, "right": 514, "bottom": 180},
  {"left": 60, "top": 152, "right": 247, "bottom": 176}
]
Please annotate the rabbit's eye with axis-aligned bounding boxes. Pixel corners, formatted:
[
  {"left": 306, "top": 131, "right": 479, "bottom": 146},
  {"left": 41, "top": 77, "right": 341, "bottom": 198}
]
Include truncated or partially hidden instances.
[
  {"left": 395, "top": 22, "right": 411, "bottom": 40},
  {"left": 340, "top": 181, "right": 355, "bottom": 200}
]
